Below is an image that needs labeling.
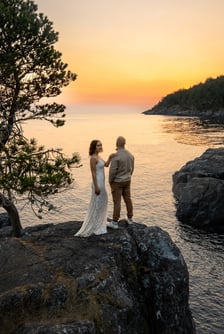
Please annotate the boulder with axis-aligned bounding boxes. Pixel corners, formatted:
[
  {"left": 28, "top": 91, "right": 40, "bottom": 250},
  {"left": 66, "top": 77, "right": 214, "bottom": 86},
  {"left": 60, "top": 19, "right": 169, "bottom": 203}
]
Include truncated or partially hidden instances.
[
  {"left": 173, "top": 147, "right": 224, "bottom": 232},
  {"left": 0, "top": 221, "right": 195, "bottom": 333}
]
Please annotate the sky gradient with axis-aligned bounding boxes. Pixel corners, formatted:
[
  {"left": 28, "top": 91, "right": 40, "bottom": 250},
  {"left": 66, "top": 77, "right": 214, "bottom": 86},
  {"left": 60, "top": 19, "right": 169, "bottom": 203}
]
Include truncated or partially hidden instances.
[{"left": 35, "top": 0, "right": 224, "bottom": 108}]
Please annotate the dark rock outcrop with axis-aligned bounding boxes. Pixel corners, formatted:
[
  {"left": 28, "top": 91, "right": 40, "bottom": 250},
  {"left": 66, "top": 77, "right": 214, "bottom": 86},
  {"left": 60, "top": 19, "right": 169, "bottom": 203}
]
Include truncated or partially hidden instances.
[
  {"left": 173, "top": 147, "right": 224, "bottom": 232},
  {"left": 143, "top": 105, "right": 200, "bottom": 116},
  {"left": 143, "top": 105, "right": 224, "bottom": 118},
  {"left": 0, "top": 221, "right": 195, "bottom": 334}
]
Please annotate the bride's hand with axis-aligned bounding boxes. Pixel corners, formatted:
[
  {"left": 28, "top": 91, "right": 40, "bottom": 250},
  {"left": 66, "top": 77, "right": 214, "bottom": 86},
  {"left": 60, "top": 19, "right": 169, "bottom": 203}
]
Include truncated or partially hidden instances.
[
  {"left": 95, "top": 186, "right": 100, "bottom": 195},
  {"left": 105, "top": 152, "right": 116, "bottom": 167}
]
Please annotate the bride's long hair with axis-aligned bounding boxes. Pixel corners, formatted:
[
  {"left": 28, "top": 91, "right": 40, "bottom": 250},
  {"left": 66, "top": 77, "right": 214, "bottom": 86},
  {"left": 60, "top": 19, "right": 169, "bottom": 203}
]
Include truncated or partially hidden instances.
[{"left": 89, "top": 140, "right": 99, "bottom": 156}]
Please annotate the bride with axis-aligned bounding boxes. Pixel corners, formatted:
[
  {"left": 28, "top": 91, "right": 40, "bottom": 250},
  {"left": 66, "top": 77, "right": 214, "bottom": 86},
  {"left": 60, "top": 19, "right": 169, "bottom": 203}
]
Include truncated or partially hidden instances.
[{"left": 74, "top": 139, "right": 113, "bottom": 237}]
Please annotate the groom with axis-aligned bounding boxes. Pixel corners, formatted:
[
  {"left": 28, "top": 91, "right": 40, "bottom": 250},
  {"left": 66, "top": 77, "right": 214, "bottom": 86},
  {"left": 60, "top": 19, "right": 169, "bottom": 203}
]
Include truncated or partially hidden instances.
[{"left": 107, "top": 136, "right": 135, "bottom": 229}]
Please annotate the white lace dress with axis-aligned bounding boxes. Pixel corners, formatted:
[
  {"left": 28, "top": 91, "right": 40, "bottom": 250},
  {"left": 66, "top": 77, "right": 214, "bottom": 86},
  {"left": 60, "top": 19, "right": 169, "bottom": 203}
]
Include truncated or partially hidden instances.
[{"left": 75, "top": 159, "right": 108, "bottom": 237}]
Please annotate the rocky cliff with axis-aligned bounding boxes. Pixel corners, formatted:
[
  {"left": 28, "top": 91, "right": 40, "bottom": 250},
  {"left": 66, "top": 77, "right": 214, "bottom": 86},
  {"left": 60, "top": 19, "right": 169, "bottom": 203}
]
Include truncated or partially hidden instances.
[
  {"left": 173, "top": 147, "right": 224, "bottom": 232},
  {"left": 0, "top": 220, "right": 195, "bottom": 333}
]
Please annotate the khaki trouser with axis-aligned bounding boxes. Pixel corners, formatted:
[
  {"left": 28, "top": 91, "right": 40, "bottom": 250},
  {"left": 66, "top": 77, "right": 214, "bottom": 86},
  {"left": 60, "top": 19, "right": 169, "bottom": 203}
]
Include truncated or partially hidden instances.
[{"left": 110, "top": 180, "right": 133, "bottom": 222}]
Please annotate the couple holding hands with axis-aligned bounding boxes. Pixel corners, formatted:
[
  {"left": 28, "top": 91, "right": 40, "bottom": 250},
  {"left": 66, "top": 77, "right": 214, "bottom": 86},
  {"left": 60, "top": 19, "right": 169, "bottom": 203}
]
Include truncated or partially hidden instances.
[{"left": 75, "top": 136, "right": 135, "bottom": 237}]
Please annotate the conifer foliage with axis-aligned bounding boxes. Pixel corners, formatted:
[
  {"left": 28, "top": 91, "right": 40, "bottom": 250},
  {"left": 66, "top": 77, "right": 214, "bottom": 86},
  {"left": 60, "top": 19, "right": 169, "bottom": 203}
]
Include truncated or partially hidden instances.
[
  {"left": 154, "top": 76, "right": 224, "bottom": 113},
  {"left": 0, "top": 0, "right": 79, "bottom": 236}
]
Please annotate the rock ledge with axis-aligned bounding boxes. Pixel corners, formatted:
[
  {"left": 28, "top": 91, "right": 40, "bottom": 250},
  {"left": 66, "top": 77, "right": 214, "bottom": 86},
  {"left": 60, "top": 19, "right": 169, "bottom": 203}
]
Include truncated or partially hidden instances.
[
  {"left": 0, "top": 220, "right": 195, "bottom": 333},
  {"left": 173, "top": 147, "right": 224, "bottom": 232}
]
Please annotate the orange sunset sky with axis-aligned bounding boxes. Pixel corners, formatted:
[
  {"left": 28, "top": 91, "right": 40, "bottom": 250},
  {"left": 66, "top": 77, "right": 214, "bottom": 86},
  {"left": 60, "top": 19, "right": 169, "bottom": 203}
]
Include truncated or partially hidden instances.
[{"left": 35, "top": 0, "right": 224, "bottom": 108}]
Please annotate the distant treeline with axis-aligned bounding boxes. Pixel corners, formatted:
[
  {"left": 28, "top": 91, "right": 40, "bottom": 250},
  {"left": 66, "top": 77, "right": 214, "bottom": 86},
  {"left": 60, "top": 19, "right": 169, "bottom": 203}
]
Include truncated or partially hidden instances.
[{"left": 153, "top": 75, "right": 224, "bottom": 112}]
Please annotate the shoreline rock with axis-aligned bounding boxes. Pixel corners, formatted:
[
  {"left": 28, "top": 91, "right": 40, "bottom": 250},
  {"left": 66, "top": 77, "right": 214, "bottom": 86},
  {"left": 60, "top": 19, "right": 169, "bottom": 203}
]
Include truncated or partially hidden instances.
[
  {"left": 143, "top": 105, "right": 224, "bottom": 118},
  {"left": 0, "top": 220, "right": 195, "bottom": 333},
  {"left": 173, "top": 147, "right": 224, "bottom": 232}
]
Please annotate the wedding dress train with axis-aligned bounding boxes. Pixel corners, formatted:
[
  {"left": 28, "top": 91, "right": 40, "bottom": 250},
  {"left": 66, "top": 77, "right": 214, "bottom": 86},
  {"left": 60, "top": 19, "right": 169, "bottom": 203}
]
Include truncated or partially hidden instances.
[{"left": 75, "top": 159, "right": 108, "bottom": 237}]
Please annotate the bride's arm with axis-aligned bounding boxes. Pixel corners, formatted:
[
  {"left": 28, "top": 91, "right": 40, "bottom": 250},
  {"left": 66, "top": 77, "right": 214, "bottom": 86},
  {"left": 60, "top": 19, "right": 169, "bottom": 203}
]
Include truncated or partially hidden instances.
[
  {"left": 105, "top": 153, "right": 116, "bottom": 167},
  {"left": 90, "top": 156, "right": 100, "bottom": 195}
]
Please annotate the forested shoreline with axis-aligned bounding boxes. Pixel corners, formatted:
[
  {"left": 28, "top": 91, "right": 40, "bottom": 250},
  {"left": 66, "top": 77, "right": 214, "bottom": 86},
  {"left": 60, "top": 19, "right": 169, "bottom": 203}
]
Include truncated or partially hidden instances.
[{"left": 144, "top": 75, "right": 224, "bottom": 116}]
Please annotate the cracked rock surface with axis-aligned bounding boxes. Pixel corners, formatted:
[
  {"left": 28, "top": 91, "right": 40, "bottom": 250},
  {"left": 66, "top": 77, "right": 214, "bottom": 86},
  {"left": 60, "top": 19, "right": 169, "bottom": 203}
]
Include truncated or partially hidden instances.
[
  {"left": 0, "top": 220, "right": 195, "bottom": 334},
  {"left": 173, "top": 147, "right": 224, "bottom": 232}
]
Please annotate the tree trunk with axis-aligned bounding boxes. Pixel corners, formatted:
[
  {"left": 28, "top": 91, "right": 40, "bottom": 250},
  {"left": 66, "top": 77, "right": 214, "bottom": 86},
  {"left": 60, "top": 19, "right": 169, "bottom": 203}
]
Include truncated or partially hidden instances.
[{"left": 0, "top": 194, "right": 22, "bottom": 237}]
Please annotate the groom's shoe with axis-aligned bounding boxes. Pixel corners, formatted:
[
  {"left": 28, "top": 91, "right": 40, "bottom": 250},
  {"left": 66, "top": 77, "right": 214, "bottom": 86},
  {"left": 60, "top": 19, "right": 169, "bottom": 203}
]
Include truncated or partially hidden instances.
[
  {"left": 107, "top": 220, "right": 119, "bottom": 229},
  {"left": 127, "top": 217, "right": 135, "bottom": 224}
]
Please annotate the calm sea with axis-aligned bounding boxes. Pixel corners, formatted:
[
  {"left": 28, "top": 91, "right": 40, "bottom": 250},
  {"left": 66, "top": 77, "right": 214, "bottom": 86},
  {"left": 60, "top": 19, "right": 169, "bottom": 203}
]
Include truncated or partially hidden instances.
[{"left": 12, "top": 104, "right": 224, "bottom": 333}]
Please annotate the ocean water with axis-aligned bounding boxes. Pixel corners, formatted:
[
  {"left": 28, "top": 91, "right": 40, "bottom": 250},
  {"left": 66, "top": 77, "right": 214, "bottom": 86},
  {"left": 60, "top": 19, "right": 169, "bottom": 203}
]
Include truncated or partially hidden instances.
[{"left": 7, "top": 104, "right": 224, "bottom": 333}]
